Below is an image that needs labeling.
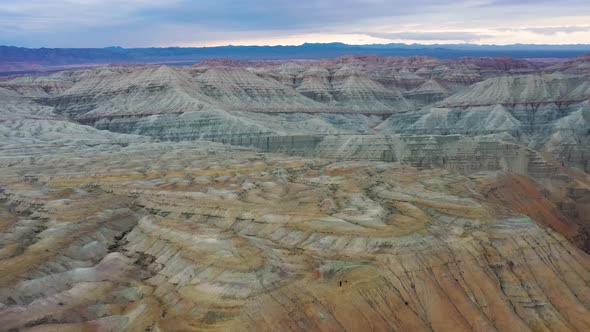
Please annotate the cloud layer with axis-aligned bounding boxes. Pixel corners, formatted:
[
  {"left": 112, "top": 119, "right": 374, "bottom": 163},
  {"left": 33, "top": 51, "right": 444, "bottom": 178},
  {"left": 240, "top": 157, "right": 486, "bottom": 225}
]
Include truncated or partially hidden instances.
[{"left": 1, "top": 0, "right": 590, "bottom": 47}]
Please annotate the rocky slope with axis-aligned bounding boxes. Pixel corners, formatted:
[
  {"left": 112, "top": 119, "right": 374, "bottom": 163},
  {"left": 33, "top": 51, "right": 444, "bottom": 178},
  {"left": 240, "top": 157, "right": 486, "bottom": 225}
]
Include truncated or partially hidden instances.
[
  {"left": 1, "top": 54, "right": 588, "bottom": 183},
  {"left": 546, "top": 53, "right": 590, "bottom": 75},
  {"left": 0, "top": 74, "right": 149, "bottom": 148},
  {"left": 11, "top": 54, "right": 555, "bottom": 122},
  {"left": 1, "top": 54, "right": 590, "bottom": 331},
  {"left": 36, "top": 62, "right": 416, "bottom": 121},
  {"left": 1, "top": 141, "right": 590, "bottom": 331},
  {"left": 436, "top": 73, "right": 590, "bottom": 107},
  {"left": 377, "top": 71, "right": 590, "bottom": 172}
]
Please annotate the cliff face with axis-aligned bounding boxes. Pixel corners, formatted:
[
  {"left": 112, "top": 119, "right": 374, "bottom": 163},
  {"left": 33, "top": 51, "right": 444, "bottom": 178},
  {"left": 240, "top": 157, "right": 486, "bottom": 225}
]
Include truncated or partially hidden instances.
[
  {"left": 4, "top": 57, "right": 585, "bottom": 166},
  {"left": 17, "top": 54, "right": 559, "bottom": 121},
  {"left": 38, "top": 63, "right": 417, "bottom": 120},
  {"left": 546, "top": 53, "right": 590, "bottom": 75},
  {"left": 377, "top": 73, "right": 590, "bottom": 173}
]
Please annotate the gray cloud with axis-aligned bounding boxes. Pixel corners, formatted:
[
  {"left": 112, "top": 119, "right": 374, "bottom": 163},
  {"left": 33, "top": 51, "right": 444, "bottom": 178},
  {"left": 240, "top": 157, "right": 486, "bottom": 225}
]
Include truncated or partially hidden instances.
[
  {"left": 368, "top": 31, "right": 493, "bottom": 41},
  {"left": 481, "top": 0, "right": 586, "bottom": 7},
  {"left": 0, "top": 0, "right": 589, "bottom": 47},
  {"left": 134, "top": 0, "right": 451, "bottom": 31},
  {"left": 524, "top": 26, "right": 590, "bottom": 35}
]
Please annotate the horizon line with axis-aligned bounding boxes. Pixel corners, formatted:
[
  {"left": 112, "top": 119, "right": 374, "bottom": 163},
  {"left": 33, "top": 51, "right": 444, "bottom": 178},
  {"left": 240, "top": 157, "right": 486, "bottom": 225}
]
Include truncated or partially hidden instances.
[{"left": 3, "top": 42, "right": 590, "bottom": 49}]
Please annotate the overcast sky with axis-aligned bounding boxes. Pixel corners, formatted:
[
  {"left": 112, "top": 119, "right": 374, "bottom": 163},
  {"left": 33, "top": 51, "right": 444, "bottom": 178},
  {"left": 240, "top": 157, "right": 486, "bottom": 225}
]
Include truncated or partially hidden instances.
[{"left": 1, "top": 0, "right": 590, "bottom": 47}]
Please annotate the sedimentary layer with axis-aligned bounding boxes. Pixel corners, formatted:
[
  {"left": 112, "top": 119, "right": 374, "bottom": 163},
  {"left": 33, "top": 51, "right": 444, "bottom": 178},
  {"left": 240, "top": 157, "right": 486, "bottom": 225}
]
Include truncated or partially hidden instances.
[{"left": 0, "top": 142, "right": 589, "bottom": 331}]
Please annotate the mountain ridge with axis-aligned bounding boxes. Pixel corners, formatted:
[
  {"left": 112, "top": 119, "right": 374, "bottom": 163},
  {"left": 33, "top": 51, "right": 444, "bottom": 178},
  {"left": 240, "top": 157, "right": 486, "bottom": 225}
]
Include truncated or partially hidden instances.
[{"left": 3, "top": 43, "right": 590, "bottom": 75}]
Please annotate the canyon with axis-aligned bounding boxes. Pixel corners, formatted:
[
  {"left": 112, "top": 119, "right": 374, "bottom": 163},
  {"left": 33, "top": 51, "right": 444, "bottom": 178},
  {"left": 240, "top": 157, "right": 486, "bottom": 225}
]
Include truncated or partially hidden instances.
[{"left": 0, "top": 53, "right": 589, "bottom": 331}]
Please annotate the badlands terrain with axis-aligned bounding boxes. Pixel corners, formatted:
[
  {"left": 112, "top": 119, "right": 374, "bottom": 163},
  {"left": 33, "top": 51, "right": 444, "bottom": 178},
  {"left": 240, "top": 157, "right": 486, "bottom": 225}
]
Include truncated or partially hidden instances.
[{"left": 0, "top": 54, "right": 590, "bottom": 331}]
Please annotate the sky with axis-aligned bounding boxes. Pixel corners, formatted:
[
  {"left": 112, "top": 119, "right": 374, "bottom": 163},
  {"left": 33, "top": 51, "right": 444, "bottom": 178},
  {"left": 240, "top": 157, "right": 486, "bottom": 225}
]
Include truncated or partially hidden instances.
[{"left": 1, "top": 0, "right": 590, "bottom": 48}]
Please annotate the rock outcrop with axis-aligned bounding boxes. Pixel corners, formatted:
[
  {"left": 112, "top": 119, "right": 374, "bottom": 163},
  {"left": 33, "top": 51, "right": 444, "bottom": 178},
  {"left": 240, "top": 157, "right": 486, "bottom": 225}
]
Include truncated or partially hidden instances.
[
  {"left": 377, "top": 72, "right": 590, "bottom": 172},
  {"left": 0, "top": 142, "right": 589, "bottom": 331},
  {"left": 1, "top": 54, "right": 590, "bottom": 331},
  {"left": 546, "top": 53, "right": 590, "bottom": 75}
]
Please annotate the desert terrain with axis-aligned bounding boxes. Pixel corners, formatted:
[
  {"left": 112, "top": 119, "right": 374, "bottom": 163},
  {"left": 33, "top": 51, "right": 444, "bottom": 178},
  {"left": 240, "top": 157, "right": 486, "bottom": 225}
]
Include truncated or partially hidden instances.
[{"left": 0, "top": 53, "right": 589, "bottom": 331}]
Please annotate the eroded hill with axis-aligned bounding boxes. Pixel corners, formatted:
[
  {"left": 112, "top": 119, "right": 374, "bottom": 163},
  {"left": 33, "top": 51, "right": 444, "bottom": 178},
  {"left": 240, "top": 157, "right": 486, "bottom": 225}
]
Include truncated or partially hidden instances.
[{"left": 0, "top": 54, "right": 590, "bottom": 331}]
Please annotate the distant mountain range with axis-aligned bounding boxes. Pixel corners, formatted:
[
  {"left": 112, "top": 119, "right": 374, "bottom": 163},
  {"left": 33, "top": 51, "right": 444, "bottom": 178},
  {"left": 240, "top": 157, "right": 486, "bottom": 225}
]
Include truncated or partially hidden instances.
[{"left": 2, "top": 42, "right": 590, "bottom": 75}]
